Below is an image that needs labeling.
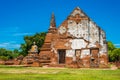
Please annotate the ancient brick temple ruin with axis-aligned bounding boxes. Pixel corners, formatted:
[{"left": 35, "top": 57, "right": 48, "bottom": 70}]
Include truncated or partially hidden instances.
[
  {"left": 39, "top": 7, "right": 108, "bottom": 68},
  {"left": 12, "top": 7, "right": 108, "bottom": 68}
]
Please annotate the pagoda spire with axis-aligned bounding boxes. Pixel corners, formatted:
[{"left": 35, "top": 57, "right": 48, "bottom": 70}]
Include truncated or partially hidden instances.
[
  {"left": 48, "top": 13, "right": 57, "bottom": 33},
  {"left": 50, "top": 12, "right": 56, "bottom": 28}
]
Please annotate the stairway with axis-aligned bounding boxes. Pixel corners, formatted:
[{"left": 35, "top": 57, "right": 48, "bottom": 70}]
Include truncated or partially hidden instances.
[{"left": 39, "top": 54, "right": 51, "bottom": 66}]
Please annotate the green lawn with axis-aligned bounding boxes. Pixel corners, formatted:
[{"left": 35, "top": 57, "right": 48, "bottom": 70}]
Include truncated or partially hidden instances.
[{"left": 0, "top": 65, "right": 120, "bottom": 80}]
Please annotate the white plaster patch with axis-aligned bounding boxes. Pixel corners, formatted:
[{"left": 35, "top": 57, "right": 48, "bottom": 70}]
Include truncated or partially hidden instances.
[
  {"left": 66, "top": 50, "right": 75, "bottom": 57},
  {"left": 70, "top": 39, "right": 87, "bottom": 49},
  {"left": 71, "top": 9, "right": 85, "bottom": 16},
  {"left": 58, "top": 26, "right": 66, "bottom": 34},
  {"left": 100, "top": 44, "right": 107, "bottom": 54},
  {"left": 89, "top": 21, "right": 99, "bottom": 43},
  {"left": 51, "top": 42, "right": 57, "bottom": 54},
  {"left": 88, "top": 43, "right": 96, "bottom": 48},
  {"left": 64, "top": 43, "right": 69, "bottom": 47},
  {"left": 100, "top": 30, "right": 106, "bottom": 46},
  {"left": 81, "top": 49, "right": 90, "bottom": 58},
  {"left": 67, "top": 20, "right": 89, "bottom": 41}
]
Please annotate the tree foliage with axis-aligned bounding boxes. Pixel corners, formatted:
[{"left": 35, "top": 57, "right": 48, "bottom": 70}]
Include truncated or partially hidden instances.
[
  {"left": 0, "top": 32, "right": 46, "bottom": 60},
  {"left": 0, "top": 48, "right": 20, "bottom": 60},
  {"left": 108, "top": 41, "right": 115, "bottom": 51},
  {"left": 20, "top": 32, "right": 46, "bottom": 56},
  {"left": 108, "top": 41, "right": 120, "bottom": 62}
]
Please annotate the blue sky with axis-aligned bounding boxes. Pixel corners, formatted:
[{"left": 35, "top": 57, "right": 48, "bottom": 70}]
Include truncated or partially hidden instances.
[{"left": 0, "top": 0, "right": 120, "bottom": 50}]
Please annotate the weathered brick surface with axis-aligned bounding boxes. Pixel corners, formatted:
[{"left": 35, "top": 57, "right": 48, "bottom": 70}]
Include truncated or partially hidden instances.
[
  {"left": 39, "top": 7, "right": 108, "bottom": 68},
  {"left": 4, "top": 60, "right": 14, "bottom": 65},
  {"left": 0, "top": 60, "right": 5, "bottom": 65}
]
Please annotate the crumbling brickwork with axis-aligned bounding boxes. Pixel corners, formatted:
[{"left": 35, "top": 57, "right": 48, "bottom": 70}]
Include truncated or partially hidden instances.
[{"left": 39, "top": 7, "right": 108, "bottom": 68}]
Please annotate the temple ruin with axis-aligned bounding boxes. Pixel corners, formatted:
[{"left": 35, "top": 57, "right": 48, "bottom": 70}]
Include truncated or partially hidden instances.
[{"left": 39, "top": 7, "right": 108, "bottom": 68}]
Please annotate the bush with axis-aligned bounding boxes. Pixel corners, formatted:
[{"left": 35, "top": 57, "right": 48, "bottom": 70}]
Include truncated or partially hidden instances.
[
  {"left": 0, "top": 56, "right": 9, "bottom": 61},
  {"left": 108, "top": 41, "right": 120, "bottom": 62},
  {"left": 0, "top": 48, "right": 20, "bottom": 60}
]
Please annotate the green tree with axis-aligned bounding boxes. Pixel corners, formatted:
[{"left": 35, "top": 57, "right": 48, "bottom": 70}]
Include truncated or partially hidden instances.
[
  {"left": 108, "top": 41, "right": 120, "bottom": 62},
  {"left": 12, "top": 49, "right": 20, "bottom": 58},
  {"left": 109, "top": 48, "right": 120, "bottom": 62},
  {"left": 20, "top": 32, "right": 46, "bottom": 56},
  {"left": 0, "top": 48, "right": 13, "bottom": 60},
  {"left": 108, "top": 41, "right": 115, "bottom": 51}
]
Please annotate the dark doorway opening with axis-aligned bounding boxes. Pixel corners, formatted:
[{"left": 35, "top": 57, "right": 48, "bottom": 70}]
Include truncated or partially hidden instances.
[
  {"left": 58, "top": 50, "right": 66, "bottom": 64},
  {"left": 90, "top": 48, "right": 99, "bottom": 68}
]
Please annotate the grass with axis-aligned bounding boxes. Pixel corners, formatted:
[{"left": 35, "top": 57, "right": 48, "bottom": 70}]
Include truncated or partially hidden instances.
[{"left": 0, "top": 65, "right": 120, "bottom": 80}]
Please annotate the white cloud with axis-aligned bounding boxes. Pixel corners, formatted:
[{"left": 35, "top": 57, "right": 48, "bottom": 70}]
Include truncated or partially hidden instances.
[
  {"left": 0, "top": 27, "right": 20, "bottom": 37},
  {"left": 0, "top": 27, "right": 34, "bottom": 37},
  {"left": 114, "top": 44, "right": 120, "bottom": 48},
  {"left": 0, "top": 43, "right": 10, "bottom": 47},
  {"left": 0, "top": 27, "right": 19, "bottom": 33},
  {"left": 13, "top": 33, "right": 33, "bottom": 36},
  {"left": 0, "top": 42, "right": 20, "bottom": 50}
]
